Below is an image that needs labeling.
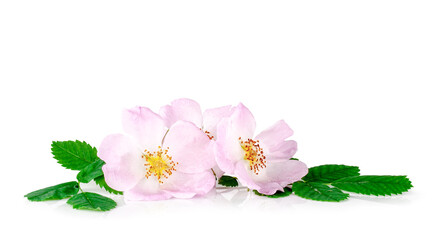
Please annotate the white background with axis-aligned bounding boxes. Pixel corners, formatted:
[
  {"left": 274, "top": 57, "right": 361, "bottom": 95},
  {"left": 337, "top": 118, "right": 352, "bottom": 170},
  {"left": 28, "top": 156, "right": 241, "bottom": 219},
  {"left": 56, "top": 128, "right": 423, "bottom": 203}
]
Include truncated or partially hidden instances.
[{"left": 1, "top": 0, "right": 442, "bottom": 239}]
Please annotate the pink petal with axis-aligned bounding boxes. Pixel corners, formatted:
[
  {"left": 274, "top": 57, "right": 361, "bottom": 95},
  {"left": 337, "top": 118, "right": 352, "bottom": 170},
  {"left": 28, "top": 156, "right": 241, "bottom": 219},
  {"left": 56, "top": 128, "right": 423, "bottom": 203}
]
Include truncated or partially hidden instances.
[
  {"left": 232, "top": 161, "right": 262, "bottom": 190},
  {"left": 159, "top": 98, "right": 203, "bottom": 128},
  {"left": 202, "top": 105, "right": 234, "bottom": 139},
  {"left": 232, "top": 157, "right": 308, "bottom": 195},
  {"left": 254, "top": 183, "right": 285, "bottom": 195},
  {"left": 211, "top": 165, "right": 225, "bottom": 179},
  {"left": 228, "top": 103, "right": 256, "bottom": 140},
  {"left": 254, "top": 160, "right": 308, "bottom": 194},
  {"left": 124, "top": 178, "right": 172, "bottom": 201},
  {"left": 213, "top": 103, "right": 256, "bottom": 174},
  {"left": 162, "top": 171, "right": 216, "bottom": 197},
  {"left": 214, "top": 118, "right": 245, "bottom": 174},
  {"left": 265, "top": 140, "right": 298, "bottom": 161},
  {"left": 98, "top": 134, "right": 145, "bottom": 191},
  {"left": 122, "top": 106, "right": 167, "bottom": 151},
  {"left": 255, "top": 120, "right": 294, "bottom": 149},
  {"left": 162, "top": 121, "right": 216, "bottom": 173}
]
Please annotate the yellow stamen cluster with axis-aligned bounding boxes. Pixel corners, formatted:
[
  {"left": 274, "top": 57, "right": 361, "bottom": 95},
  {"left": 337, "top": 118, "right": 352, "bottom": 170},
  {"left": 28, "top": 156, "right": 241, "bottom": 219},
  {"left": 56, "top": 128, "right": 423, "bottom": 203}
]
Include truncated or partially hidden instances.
[
  {"left": 142, "top": 146, "right": 177, "bottom": 184},
  {"left": 239, "top": 137, "right": 266, "bottom": 175}
]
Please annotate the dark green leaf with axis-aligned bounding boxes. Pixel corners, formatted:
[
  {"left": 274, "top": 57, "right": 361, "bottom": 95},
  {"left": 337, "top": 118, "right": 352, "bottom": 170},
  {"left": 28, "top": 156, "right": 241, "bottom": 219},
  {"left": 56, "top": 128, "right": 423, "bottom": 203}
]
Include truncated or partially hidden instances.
[
  {"left": 77, "top": 159, "right": 105, "bottom": 183},
  {"left": 292, "top": 181, "right": 349, "bottom": 202},
  {"left": 253, "top": 187, "right": 293, "bottom": 198},
  {"left": 290, "top": 158, "right": 299, "bottom": 161},
  {"left": 67, "top": 192, "right": 117, "bottom": 211},
  {"left": 94, "top": 175, "right": 123, "bottom": 195},
  {"left": 25, "top": 181, "right": 79, "bottom": 201},
  {"left": 218, "top": 175, "right": 239, "bottom": 187},
  {"left": 303, "top": 164, "right": 360, "bottom": 183},
  {"left": 332, "top": 175, "right": 413, "bottom": 196},
  {"left": 51, "top": 140, "right": 98, "bottom": 170}
]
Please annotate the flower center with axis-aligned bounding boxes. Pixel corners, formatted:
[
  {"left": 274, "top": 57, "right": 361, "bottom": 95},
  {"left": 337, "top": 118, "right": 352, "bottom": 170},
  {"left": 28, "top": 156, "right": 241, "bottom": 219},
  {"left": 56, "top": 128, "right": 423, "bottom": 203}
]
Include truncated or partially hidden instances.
[
  {"left": 239, "top": 137, "right": 266, "bottom": 175},
  {"left": 142, "top": 146, "right": 177, "bottom": 184}
]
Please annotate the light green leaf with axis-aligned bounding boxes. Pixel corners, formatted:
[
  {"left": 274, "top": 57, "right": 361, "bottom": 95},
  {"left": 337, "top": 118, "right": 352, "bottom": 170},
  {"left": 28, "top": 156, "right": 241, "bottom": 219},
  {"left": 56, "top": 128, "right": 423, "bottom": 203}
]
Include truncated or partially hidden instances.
[
  {"left": 303, "top": 164, "right": 360, "bottom": 183},
  {"left": 77, "top": 159, "right": 105, "bottom": 183},
  {"left": 332, "top": 175, "right": 413, "bottom": 196},
  {"left": 292, "top": 181, "right": 349, "bottom": 202},
  {"left": 218, "top": 175, "right": 239, "bottom": 187},
  {"left": 25, "top": 181, "right": 79, "bottom": 201},
  {"left": 67, "top": 192, "right": 117, "bottom": 211},
  {"left": 51, "top": 140, "right": 98, "bottom": 170}
]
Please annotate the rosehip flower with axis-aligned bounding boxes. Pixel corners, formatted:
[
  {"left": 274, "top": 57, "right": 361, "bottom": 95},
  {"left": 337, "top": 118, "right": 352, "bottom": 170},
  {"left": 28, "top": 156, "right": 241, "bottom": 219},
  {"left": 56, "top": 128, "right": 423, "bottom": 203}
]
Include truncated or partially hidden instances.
[
  {"left": 160, "top": 98, "right": 234, "bottom": 178},
  {"left": 215, "top": 103, "right": 308, "bottom": 195},
  {"left": 159, "top": 98, "right": 234, "bottom": 141},
  {"left": 98, "top": 106, "right": 216, "bottom": 200}
]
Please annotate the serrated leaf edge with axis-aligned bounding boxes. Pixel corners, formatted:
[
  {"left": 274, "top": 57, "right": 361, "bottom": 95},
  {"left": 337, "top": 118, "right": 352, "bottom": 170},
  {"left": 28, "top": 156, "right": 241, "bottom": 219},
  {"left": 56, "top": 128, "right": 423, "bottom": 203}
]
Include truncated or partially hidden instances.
[
  {"left": 94, "top": 176, "right": 123, "bottom": 195},
  {"left": 51, "top": 140, "right": 98, "bottom": 170},
  {"left": 303, "top": 164, "right": 361, "bottom": 183},
  {"left": 292, "top": 181, "right": 350, "bottom": 202},
  {"left": 67, "top": 192, "right": 117, "bottom": 212},
  {"left": 331, "top": 175, "right": 413, "bottom": 196}
]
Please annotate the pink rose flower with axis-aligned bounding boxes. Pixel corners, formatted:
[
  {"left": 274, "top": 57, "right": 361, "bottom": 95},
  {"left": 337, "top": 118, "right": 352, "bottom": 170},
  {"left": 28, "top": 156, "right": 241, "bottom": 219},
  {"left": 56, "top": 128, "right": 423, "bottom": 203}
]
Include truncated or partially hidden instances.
[
  {"left": 98, "top": 106, "right": 216, "bottom": 200},
  {"left": 159, "top": 98, "right": 234, "bottom": 178},
  {"left": 215, "top": 103, "right": 308, "bottom": 195},
  {"left": 159, "top": 98, "right": 234, "bottom": 140}
]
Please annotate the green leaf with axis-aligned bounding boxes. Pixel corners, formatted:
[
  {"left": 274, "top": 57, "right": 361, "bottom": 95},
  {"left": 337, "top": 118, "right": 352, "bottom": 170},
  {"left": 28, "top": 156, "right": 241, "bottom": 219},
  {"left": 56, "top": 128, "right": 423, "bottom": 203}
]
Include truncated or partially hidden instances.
[
  {"left": 77, "top": 159, "right": 105, "bottom": 183},
  {"left": 332, "top": 175, "right": 413, "bottom": 196},
  {"left": 303, "top": 164, "right": 360, "bottom": 183},
  {"left": 290, "top": 158, "right": 299, "bottom": 161},
  {"left": 67, "top": 192, "right": 117, "bottom": 211},
  {"left": 51, "top": 140, "right": 98, "bottom": 171},
  {"left": 25, "top": 181, "right": 79, "bottom": 201},
  {"left": 218, "top": 175, "right": 239, "bottom": 187},
  {"left": 253, "top": 187, "right": 293, "bottom": 198},
  {"left": 292, "top": 181, "right": 349, "bottom": 202},
  {"left": 94, "top": 175, "right": 123, "bottom": 195}
]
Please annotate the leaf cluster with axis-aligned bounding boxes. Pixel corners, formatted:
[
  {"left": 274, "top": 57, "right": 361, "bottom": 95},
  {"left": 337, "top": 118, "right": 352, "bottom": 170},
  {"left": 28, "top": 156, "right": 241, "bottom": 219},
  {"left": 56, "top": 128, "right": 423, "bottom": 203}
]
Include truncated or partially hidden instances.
[
  {"left": 292, "top": 164, "right": 413, "bottom": 202},
  {"left": 25, "top": 140, "right": 122, "bottom": 211},
  {"left": 250, "top": 163, "right": 412, "bottom": 201}
]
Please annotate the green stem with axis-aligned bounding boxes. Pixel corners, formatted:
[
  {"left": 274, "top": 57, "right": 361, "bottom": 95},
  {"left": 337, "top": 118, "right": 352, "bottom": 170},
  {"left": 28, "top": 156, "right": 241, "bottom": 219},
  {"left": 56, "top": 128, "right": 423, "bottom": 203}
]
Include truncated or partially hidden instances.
[
  {"left": 77, "top": 181, "right": 85, "bottom": 194},
  {"left": 77, "top": 182, "right": 94, "bottom": 207}
]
